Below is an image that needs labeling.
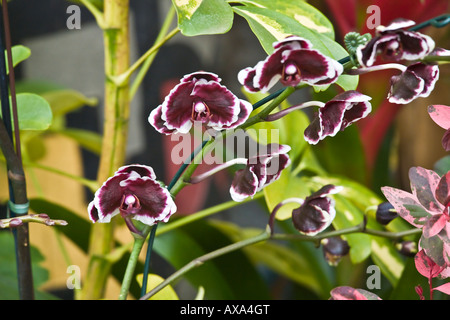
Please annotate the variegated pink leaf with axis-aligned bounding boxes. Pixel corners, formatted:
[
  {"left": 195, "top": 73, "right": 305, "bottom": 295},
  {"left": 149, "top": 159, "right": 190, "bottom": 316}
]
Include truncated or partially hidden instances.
[
  {"left": 330, "top": 286, "right": 381, "bottom": 300},
  {"left": 415, "top": 249, "right": 445, "bottom": 278},
  {"left": 434, "top": 282, "right": 450, "bottom": 295},
  {"left": 381, "top": 186, "right": 429, "bottom": 228},
  {"left": 409, "top": 167, "right": 443, "bottom": 214},
  {"left": 428, "top": 105, "right": 450, "bottom": 130}
]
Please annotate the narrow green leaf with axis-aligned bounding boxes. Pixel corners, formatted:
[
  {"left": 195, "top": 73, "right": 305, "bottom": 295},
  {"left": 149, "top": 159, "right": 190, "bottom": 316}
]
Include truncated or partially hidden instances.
[
  {"left": 153, "top": 228, "right": 237, "bottom": 299},
  {"left": 136, "top": 273, "right": 179, "bottom": 300},
  {"left": 234, "top": 0, "right": 334, "bottom": 38},
  {"left": 233, "top": 6, "right": 358, "bottom": 91},
  {"left": 55, "top": 128, "right": 102, "bottom": 155},
  {"left": 172, "top": 0, "right": 234, "bottom": 36},
  {"left": 42, "top": 89, "right": 98, "bottom": 118}
]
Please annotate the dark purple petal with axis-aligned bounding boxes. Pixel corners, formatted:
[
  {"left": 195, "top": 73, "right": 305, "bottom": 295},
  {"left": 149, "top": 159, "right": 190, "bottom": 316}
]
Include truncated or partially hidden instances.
[
  {"left": 388, "top": 68, "right": 425, "bottom": 104},
  {"left": 273, "top": 36, "right": 312, "bottom": 50},
  {"left": 148, "top": 105, "right": 177, "bottom": 134},
  {"left": 378, "top": 18, "right": 415, "bottom": 32},
  {"left": 264, "top": 153, "right": 290, "bottom": 186},
  {"left": 253, "top": 48, "right": 285, "bottom": 93},
  {"left": 229, "top": 167, "right": 259, "bottom": 202},
  {"left": 356, "top": 33, "right": 399, "bottom": 67},
  {"left": 407, "top": 63, "right": 439, "bottom": 97},
  {"left": 94, "top": 172, "right": 130, "bottom": 221},
  {"left": 436, "top": 171, "right": 450, "bottom": 207},
  {"left": 221, "top": 100, "right": 252, "bottom": 129},
  {"left": 181, "top": 71, "right": 221, "bottom": 83},
  {"left": 292, "top": 185, "right": 339, "bottom": 236},
  {"left": 318, "top": 100, "right": 347, "bottom": 138},
  {"left": 397, "top": 30, "right": 435, "bottom": 61},
  {"left": 191, "top": 80, "right": 241, "bottom": 130},
  {"left": 238, "top": 67, "right": 260, "bottom": 93},
  {"left": 409, "top": 167, "right": 443, "bottom": 214},
  {"left": 116, "top": 164, "right": 156, "bottom": 180},
  {"left": 281, "top": 49, "right": 343, "bottom": 86},
  {"left": 88, "top": 201, "right": 100, "bottom": 222},
  {"left": 161, "top": 81, "right": 197, "bottom": 133},
  {"left": 120, "top": 176, "right": 176, "bottom": 225},
  {"left": 303, "top": 116, "right": 322, "bottom": 145}
]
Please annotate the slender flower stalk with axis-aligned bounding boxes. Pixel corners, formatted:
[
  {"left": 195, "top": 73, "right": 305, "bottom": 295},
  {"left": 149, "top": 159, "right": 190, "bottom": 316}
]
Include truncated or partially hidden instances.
[
  {"left": 188, "top": 158, "right": 248, "bottom": 184},
  {"left": 264, "top": 101, "right": 325, "bottom": 122}
]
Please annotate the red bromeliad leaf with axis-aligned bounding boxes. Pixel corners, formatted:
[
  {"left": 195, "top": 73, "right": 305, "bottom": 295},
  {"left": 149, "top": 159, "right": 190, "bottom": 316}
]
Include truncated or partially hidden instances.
[
  {"left": 428, "top": 105, "right": 450, "bottom": 130},
  {"left": 415, "top": 249, "right": 444, "bottom": 279},
  {"left": 434, "top": 282, "right": 450, "bottom": 295},
  {"left": 330, "top": 286, "right": 381, "bottom": 300}
]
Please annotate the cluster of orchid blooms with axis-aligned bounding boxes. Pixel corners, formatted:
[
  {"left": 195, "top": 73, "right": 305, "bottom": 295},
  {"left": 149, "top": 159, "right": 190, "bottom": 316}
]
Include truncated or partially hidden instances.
[{"left": 87, "top": 18, "right": 450, "bottom": 295}]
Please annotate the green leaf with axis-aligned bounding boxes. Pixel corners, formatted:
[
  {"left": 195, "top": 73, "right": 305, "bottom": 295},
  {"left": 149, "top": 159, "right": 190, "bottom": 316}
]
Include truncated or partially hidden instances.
[
  {"left": 1, "top": 93, "right": 53, "bottom": 131},
  {"left": 232, "top": 6, "right": 358, "bottom": 91},
  {"left": 55, "top": 128, "right": 102, "bottom": 155},
  {"left": 211, "top": 220, "right": 333, "bottom": 299},
  {"left": 153, "top": 228, "right": 236, "bottom": 299},
  {"left": 29, "top": 198, "right": 92, "bottom": 253},
  {"left": 0, "top": 232, "right": 56, "bottom": 300},
  {"left": 434, "top": 155, "right": 450, "bottom": 176},
  {"left": 333, "top": 194, "right": 372, "bottom": 264},
  {"left": 41, "top": 89, "right": 98, "bottom": 118},
  {"left": 264, "top": 170, "right": 313, "bottom": 220},
  {"left": 7, "top": 45, "right": 31, "bottom": 74},
  {"left": 136, "top": 273, "right": 179, "bottom": 300},
  {"left": 172, "top": 0, "right": 234, "bottom": 36},
  {"left": 234, "top": 0, "right": 334, "bottom": 39}
]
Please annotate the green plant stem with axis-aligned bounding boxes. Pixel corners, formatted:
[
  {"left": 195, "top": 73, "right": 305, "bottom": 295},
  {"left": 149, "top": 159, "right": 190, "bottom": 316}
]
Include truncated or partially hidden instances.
[
  {"left": 129, "top": 5, "right": 176, "bottom": 100},
  {"left": 79, "top": 0, "right": 131, "bottom": 300},
  {"left": 156, "top": 192, "right": 264, "bottom": 236},
  {"left": 140, "top": 222, "right": 422, "bottom": 300},
  {"left": 118, "top": 235, "right": 146, "bottom": 300}
]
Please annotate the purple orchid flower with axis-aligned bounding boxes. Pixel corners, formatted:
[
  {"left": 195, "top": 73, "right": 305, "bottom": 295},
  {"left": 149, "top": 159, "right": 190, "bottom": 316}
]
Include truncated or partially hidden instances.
[
  {"left": 291, "top": 184, "right": 342, "bottom": 236},
  {"left": 388, "top": 62, "right": 439, "bottom": 104},
  {"left": 381, "top": 167, "right": 450, "bottom": 268},
  {"left": 428, "top": 104, "right": 450, "bottom": 151},
  {"left": 229, "top": 144, "right": 291, "bottom": 202},
  {"left": 88, "top": 164, "right": 177, "bottom": 235},
  {"left": 238, "top": 36, "right": 343, "bottom": 93},
  {"left": 303, "top": 91, "right": 372, "bottom": 144},
  {"left": 356, "top": 18, "right": 435, "bottom": 67},
  {"left": 149, "top": 71, "right": 252, "bottom": 134}
]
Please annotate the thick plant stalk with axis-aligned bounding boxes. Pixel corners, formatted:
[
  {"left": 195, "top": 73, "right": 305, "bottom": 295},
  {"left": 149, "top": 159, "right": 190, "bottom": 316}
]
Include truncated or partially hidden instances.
[{"left": 78, "top": 0, "right": 130, "bottom": 300}]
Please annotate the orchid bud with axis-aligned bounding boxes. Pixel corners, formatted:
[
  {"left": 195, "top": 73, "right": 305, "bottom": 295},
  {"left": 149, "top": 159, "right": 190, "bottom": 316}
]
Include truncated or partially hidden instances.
[
  {"left": 321, "top": 237, "right": 350, "bottom": 266},
  {"left": 375, "top": 202, "right": 397, "bottom": 225}
]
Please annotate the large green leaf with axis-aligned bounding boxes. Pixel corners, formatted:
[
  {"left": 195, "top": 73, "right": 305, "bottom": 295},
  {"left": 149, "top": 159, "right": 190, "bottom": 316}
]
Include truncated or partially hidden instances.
[
  {"left": 1, "top": 93, "right": 53, "bottom": 131},
  {"left": 211, "top": 220, "right": 334, "bottom": 299},
  {"left": 0, "top": 231, "right": 56, "bottom": 300},
  {"left": 172, "top": 0, "right": 234, "bottom": 36},
  {"left": 233, "top": 6, "right": 358, "bottom": 91},
  {"left": 153, "top": 228, "right": 237, "bottom": 299},
  {"left": 234, "top": 0, "right": 334, "bottom": 39}
]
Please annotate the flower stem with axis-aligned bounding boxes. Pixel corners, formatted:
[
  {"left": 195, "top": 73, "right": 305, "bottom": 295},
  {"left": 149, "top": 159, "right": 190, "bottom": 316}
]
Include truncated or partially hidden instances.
[
  {"left": 264, "top": 101, "right": 325, "bottom": 122},
  {"left": 79, "top": 0, "right": 131, "bottom": 300},
  {"left": 118, "top": 235, "right": 146, "bottom": 300}
]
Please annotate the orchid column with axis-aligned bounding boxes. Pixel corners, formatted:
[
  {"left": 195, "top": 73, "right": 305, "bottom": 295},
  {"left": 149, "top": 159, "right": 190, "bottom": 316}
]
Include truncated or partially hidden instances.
[{"left": 79, "top": 0, "right": 131, "bottom": 300}]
